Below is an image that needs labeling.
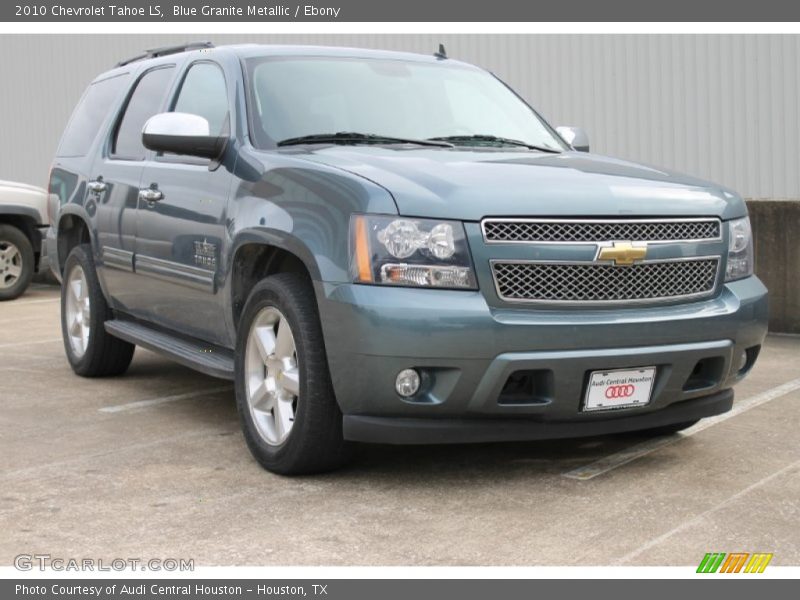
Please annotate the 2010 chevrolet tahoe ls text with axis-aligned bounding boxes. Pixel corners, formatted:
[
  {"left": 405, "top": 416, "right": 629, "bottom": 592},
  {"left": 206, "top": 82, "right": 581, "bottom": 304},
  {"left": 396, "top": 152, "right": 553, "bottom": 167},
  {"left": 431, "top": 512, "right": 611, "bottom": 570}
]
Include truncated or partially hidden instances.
[{"left": 47, "top": 43, "right": 768, "bottom": 474}]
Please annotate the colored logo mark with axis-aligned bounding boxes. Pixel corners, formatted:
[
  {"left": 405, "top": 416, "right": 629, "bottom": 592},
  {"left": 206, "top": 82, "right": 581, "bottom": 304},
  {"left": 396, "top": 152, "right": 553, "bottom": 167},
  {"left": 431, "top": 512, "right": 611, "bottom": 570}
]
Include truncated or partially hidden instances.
[{"left": 696, "top": 552, "right": 773, "bottom": 573}]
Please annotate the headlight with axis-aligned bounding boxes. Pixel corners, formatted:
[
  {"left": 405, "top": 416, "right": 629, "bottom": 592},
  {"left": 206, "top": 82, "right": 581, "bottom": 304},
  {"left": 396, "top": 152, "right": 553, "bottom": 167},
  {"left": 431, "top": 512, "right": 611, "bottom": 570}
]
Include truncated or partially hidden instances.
[
  {"left": 725, "top": 216, "right": 754, "bottom": 282},
  {"left": 350, "top": 215, "right": 477, "bottom": 289}
]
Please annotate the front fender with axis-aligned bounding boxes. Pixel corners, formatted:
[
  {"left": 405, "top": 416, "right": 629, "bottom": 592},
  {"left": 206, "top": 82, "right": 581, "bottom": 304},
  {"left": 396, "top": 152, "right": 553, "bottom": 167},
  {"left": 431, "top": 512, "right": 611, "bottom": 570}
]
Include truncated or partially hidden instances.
[
  {"left": 0, "top": 204, "right": 44, "bottom": 226},
  {"left": 229, "top": 148, "right": 398, "bottom": 284}
]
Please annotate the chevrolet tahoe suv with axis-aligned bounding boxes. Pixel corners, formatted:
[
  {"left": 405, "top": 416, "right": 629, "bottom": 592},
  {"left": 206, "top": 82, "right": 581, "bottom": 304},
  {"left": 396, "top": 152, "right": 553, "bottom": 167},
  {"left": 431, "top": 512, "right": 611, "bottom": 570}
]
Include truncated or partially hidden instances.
[{"left": 48, "top": 43, "right": 768, "bottom": 474}]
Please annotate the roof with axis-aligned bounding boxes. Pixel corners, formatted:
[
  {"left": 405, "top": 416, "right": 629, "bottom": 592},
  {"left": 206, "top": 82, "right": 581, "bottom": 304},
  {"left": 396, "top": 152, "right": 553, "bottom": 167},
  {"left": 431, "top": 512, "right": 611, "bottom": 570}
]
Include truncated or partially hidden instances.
[{"left": 100, "top": 43, "right": 476, "bottom": 81}]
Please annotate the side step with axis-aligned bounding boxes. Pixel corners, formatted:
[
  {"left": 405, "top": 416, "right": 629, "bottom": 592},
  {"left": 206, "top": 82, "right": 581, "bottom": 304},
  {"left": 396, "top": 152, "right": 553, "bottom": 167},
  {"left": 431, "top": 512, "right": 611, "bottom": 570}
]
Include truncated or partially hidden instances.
[{"left": 105, "top": 319, "right": 235, "bottom": 380}]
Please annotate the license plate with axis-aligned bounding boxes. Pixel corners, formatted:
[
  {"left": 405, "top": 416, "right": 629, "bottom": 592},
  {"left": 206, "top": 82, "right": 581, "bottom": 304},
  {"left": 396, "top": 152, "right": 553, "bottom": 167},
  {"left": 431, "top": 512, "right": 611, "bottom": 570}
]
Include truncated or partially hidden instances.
[{"left": 583, "top": 367, "right": 657, "bottom": 411}]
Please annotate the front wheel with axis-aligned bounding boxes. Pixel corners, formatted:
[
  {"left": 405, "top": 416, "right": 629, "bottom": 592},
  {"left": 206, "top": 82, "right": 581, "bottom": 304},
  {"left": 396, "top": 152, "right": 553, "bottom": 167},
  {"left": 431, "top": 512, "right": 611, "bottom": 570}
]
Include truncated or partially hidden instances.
[
  {"left": 235, "top": 273, "right": 351, "bottom": 475},
  {"left": 61, "top": 244, "right": 135, "bottom": 377}
]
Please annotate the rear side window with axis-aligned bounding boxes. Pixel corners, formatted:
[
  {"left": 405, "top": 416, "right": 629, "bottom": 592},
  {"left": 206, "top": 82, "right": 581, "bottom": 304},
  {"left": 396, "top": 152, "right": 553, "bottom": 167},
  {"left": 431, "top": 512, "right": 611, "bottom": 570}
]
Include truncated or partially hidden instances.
[
  {"left": 57, "top": 73, "right": 129, "bottom": 157},
  {"left": 172, "top": 62, "right": 228, "bottom": 135},
  {"left": 112, "top": 66, "right": 175, "bottom": 160}
]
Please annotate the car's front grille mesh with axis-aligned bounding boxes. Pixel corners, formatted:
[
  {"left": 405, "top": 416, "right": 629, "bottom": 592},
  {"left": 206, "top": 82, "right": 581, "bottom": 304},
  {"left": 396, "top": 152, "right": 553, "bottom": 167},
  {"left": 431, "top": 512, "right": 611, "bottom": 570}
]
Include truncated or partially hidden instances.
[
  {"left": 483, "top": 219, "right": 721, "bottom": 243},
  {"left": 492, "top": 258, "right": 719, "bottom": 303}
]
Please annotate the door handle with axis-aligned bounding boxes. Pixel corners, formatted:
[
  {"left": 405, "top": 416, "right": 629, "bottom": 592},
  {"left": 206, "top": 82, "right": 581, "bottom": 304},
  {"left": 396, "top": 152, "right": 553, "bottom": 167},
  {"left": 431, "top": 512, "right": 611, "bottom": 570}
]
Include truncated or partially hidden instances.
[
  {"left": 87, "top": 178, "right": 107, "bottom": 194},
  {"left": 138, "top": 185, "right": 164, "bottom": 203}
]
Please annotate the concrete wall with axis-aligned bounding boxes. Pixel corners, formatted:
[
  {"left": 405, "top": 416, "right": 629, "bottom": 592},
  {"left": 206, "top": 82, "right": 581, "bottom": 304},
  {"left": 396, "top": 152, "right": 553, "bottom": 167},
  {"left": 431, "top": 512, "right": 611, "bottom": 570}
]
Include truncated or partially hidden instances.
[{"left": 747, "top": 200, "right": 800, "bottom": 333}]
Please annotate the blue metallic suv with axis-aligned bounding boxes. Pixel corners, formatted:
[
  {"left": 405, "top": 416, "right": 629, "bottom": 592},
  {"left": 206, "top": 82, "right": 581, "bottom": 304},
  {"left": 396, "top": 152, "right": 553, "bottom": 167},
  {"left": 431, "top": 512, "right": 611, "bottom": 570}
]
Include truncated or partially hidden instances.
[{"left": 47, "top": 43, "right": 768, "bottom": 474}]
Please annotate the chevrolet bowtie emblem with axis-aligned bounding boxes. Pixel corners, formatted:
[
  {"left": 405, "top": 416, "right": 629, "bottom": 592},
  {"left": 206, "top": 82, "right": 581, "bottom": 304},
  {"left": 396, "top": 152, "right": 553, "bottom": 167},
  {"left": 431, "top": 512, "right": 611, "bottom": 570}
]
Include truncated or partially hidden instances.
[{"left": 596, "top": 241, "right": 648, "bottom": 266}]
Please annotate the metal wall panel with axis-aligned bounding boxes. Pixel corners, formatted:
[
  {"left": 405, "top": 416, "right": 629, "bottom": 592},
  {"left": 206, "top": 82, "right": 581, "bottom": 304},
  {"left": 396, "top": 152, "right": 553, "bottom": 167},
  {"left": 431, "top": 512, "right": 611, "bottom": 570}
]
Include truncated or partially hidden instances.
[{"left": 0, "top": 34, "right": 797, "bottom": 199}]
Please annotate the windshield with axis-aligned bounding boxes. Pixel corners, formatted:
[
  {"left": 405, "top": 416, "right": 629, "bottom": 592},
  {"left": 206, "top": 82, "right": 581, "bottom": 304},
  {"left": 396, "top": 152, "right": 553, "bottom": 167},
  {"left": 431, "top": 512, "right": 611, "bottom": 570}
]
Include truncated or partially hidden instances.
[{"left": 245, "top": 56, "right": 567, "bottom": 151}]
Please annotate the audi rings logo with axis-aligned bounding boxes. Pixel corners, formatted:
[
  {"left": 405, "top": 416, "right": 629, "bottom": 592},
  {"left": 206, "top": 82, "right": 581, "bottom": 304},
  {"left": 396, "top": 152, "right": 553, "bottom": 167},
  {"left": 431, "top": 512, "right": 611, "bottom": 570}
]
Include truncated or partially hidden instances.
[{"left": 605, "top": 384, "right": 636, "bottom": 399}]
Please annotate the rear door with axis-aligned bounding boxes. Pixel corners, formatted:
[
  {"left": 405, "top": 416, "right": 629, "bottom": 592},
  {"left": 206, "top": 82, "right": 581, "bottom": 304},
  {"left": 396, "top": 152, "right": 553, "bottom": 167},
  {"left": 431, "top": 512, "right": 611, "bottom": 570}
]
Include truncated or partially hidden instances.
[
  {"left": 93, "top": 65, "right": 177, "bottom": 314},
  {"left": 49, "top": 71, "right": 130, "bottom": 287},
  {"left": 134, "top": 59, "right": 234, "bottom": 345}
]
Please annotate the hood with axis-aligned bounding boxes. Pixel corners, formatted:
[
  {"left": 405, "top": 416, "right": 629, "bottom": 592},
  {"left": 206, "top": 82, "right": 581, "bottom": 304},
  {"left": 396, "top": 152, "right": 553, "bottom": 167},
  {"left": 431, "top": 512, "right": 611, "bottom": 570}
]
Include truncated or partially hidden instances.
[
  {"left": 0, "top": 179, "right": 47, "bottom": 195},
  {"left": 289, "top": 147, "right": 745, "bottom": 221}
]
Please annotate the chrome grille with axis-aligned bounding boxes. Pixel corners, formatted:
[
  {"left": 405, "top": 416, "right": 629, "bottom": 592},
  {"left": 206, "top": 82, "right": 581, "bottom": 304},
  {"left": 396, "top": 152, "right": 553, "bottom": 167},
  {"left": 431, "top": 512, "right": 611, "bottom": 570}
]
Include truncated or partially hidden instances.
[
  {"left": 492, "top": 258, "right": 719, "bottom": 303},
  {"left": 482, "top": 219, "right": 721, "bottom": 243}
]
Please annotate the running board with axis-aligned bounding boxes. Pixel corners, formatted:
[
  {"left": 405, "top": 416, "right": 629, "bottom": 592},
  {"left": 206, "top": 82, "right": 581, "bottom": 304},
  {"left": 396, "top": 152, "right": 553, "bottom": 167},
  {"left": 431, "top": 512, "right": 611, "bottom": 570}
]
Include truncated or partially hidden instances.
[{"left": 105, "top": 319, "right": 235, "bottom": 380}]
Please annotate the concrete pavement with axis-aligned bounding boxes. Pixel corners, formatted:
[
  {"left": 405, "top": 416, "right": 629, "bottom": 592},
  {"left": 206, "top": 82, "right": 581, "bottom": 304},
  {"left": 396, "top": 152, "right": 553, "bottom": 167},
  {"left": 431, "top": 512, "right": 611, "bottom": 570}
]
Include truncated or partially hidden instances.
[{"left": 1, "top": 284, "right": 799, "bottom": 566}]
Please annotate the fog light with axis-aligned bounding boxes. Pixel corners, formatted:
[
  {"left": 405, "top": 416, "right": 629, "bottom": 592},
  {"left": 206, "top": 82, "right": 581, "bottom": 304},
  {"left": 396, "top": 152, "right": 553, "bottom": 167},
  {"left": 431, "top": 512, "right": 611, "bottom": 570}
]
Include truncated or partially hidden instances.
[
  {"left": 395, "top": 369, "right": 421, "bottom": 397},
  {"left": 736, "top": 351, "right": 748, "bottom": 372}
]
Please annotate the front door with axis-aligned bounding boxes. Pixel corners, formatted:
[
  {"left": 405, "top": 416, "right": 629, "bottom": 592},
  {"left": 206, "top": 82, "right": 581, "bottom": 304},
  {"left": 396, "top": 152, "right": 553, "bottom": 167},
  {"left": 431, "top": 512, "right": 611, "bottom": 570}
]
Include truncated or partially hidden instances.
[{"left": 134, "top": 61, "right": 233, "bottom": 346}]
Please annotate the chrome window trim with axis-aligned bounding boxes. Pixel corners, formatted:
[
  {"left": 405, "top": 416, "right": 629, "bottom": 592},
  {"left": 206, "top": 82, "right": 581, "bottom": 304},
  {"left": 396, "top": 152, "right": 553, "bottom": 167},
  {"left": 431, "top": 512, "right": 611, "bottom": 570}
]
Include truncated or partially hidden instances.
[
  {"left": 489, "top": 255, "right": 722, "bottom": 306},
  {"left": 481, "top": 217, "right": 723, "bottom": 245}
]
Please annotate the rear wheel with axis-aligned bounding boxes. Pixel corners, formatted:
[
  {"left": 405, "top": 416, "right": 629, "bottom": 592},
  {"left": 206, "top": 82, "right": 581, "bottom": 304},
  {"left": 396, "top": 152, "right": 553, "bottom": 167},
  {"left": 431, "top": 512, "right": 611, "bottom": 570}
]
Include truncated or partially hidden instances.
[
  {"left": 0, "top": 224, "right": 34, "bottom": 301},
  {"left": 61, "top": 244, "right": 135, "bottom": 377},
  {"left": 235, "top": 273, "right": 351, "bottom": 475}
]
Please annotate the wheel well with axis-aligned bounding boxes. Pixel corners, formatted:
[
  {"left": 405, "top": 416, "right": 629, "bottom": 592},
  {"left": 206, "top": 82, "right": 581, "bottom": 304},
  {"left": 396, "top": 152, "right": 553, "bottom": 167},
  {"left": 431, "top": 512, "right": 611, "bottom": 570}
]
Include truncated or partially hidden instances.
[
  {"left": 231, "top": 244, "right": 312, "bottom": 327},
  {"left": 57, "top": 215, "right": 91, "bottom": 274},
  {"left": 0, "top": 214, "right": 40, "bottom": 256}
]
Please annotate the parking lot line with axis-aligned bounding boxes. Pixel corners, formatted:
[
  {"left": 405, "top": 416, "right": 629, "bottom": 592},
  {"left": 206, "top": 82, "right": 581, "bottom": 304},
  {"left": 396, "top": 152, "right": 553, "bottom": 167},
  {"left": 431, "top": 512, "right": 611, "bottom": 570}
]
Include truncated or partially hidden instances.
[
  {"left": 0, "top": 313, "right": 58, "bottom": 325},
  {"left": 615, "top": 456, "right": 800, "bottom": 564},
  {"left": 562, "top": 377, "right": 800, "bottom": 481},
  {"left": 3, "top": 297, "right": 60, "bottom": 306},
  {"left": 98, "top": 385, "right": 233, "bottom": 413},
  {"left": 0, "top": 337, "right": 62, "bottom": 349}
]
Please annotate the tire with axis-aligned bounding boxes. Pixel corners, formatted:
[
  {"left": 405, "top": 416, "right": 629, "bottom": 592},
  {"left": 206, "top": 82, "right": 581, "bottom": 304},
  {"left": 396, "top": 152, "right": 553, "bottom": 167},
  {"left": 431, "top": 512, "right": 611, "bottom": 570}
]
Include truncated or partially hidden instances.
[
  {"left": 235, "top": 273, "right": 351, "bottom": 475},
  {"left": 61, "top": 244, "right": 135, "bottom": 377},
  {"left": 638, "top": 419, "right": 700, "bottom": 436},
  {"left": 0, "top": 224, "right": 35, "bottom": 301}
]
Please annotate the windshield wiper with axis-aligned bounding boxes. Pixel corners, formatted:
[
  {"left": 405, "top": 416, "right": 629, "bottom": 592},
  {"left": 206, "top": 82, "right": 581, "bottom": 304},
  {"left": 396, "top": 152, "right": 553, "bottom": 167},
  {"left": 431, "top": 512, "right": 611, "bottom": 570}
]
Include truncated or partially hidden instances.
[
  {"left": 277, "top": 132, "right": 454, "bottom": 148},
  {"left": 427, "top": 134, "right": 561, "bottom": 153}
]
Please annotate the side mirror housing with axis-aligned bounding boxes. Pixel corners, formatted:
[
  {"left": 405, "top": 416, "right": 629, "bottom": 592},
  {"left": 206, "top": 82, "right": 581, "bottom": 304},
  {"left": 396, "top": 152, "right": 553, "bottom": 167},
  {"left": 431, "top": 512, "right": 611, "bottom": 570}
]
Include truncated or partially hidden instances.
[
  {"left": 556, "top": 126, "right": 590, "bottom": 152},
  {"left": 142, "top": 112, "right": 226, "bottom": 159}
]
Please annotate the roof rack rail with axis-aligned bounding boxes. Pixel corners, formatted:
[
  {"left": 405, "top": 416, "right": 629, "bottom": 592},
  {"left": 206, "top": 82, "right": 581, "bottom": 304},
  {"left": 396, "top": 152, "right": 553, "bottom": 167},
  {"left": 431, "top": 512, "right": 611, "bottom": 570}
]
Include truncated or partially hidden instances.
[{"left": 115, "top": 41, "right": 214, "bottom": 67}]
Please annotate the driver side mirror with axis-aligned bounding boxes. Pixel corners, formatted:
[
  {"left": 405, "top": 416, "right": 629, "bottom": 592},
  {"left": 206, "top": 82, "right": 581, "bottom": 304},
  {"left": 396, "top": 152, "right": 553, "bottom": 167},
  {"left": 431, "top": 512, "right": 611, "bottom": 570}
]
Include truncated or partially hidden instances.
[
  {"left": 142, "top": 112, "right": 227, "bottom": 159},
  {"left": 556, "top": 126, "right": 590, "bottom": 152}
]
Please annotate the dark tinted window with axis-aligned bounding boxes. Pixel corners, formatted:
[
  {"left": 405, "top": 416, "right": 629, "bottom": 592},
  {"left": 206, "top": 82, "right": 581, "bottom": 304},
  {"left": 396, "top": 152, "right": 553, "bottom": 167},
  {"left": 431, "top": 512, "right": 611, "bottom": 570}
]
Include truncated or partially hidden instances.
[
  {"left": 173, "top": 63, "right": 228, "bottom": 134},
  {"left": 57, "top": 73, "right": 129, "bottom": 157},
  {"left": 113, "top": 66, "right": 175, "bottom": 160}
]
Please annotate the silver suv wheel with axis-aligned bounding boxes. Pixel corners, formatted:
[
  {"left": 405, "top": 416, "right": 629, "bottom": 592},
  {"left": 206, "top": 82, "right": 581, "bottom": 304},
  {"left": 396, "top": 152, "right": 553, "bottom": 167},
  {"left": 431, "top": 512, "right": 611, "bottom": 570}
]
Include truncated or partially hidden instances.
[
  {"left": 244, "top": 306, "right": 300, "bottom": 446},
  {"left": 64, "top": 264, "right": 91, "bottom": 358}
]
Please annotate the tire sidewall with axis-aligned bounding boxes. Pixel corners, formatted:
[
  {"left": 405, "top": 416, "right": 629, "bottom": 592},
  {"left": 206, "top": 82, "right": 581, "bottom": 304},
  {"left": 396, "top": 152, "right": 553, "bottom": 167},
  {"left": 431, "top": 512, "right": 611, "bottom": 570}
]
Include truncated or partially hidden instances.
[
  {"left": 234, "top": 277, "right": 315, "bottom": 469},
  {"left": 61, "top": 245, "right": 104, "bottom": 373},
  {"left": 0, "top": 225, "right": 34, "bottom": 301}
]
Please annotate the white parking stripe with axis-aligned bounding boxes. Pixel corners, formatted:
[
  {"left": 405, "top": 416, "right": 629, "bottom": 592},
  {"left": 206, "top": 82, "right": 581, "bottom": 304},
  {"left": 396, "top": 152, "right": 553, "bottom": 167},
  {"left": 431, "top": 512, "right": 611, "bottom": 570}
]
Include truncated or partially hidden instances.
[
  {"left": 4, "top": 297, "right": 60, "bottom": 306},
  {"left": 616, "top": 457, "right": 800, "bottom": 564},
  {"left": 0, "top": 314, "right": 59, "bottom": 325},
  {"left": 98, "top": 385, "right": 233, "bottom": 413},
  {"left": 0, "top": 337, "right": 61, "bottom": 349},
  {"left": 563, "top": 377, "right": 800, "bottom": 481}
]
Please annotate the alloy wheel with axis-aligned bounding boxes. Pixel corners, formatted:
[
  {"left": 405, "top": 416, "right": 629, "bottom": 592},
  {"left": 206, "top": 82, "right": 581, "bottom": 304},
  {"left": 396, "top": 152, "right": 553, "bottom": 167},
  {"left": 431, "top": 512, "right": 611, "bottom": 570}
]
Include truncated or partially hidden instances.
[
  {"left": 65, "top": 265, "right": 91, "bottom": 357},
  {"left": 244, "top": 306, "right": 300, "bottom": 445}
]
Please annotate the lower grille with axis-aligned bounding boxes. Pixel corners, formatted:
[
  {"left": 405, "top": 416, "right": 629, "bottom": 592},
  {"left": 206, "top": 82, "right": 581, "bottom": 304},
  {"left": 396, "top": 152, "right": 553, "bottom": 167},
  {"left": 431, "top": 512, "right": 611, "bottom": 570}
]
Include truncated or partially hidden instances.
[{"left": 492, "top": 258, "right": 719, "bottom": 303}]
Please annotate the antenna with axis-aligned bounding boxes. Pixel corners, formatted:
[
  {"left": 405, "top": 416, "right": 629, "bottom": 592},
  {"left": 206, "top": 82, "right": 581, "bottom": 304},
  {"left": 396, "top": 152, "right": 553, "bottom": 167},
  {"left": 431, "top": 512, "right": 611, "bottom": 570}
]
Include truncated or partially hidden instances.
[{"left": 434, "top": 44, "right": 447, "bottom": 59}]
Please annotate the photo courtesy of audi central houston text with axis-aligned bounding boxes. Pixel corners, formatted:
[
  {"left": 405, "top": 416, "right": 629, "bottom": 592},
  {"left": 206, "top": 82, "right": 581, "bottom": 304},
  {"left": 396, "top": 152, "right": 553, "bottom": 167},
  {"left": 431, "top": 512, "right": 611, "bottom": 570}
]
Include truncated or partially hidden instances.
[{"left": 43, "top": 41, "right": 767, "bottom": 475}]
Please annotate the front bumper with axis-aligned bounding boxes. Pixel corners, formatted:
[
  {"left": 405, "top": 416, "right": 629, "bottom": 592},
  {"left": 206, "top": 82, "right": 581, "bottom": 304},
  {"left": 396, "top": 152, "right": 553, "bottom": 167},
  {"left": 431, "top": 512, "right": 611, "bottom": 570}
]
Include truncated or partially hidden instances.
[
  {"left": 344, "top": 388, "right": 733, "bottom": 444},
  {"left": 315, "top": 277, "right": 768, "bottom": 443}
]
